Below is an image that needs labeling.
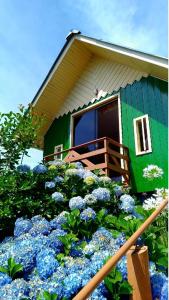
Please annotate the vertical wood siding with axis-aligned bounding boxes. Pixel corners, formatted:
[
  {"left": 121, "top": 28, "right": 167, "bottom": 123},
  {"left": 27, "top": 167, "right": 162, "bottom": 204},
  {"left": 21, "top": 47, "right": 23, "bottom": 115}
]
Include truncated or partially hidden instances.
[
  {"left": 44, "top": 113, "right": 70, "bottom": 157},
  {"left": 121, "top": 76, "right": 168, "bottom": 192}
]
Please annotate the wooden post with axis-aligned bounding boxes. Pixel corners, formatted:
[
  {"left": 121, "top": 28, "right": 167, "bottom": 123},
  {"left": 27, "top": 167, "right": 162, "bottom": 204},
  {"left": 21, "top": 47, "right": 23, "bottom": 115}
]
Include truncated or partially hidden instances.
[
  {"left": 104, "top": 138, "right": 109, "bottom": 176},
  {"left": 127, "top": 246, "right": 152, "bottom": 300}
]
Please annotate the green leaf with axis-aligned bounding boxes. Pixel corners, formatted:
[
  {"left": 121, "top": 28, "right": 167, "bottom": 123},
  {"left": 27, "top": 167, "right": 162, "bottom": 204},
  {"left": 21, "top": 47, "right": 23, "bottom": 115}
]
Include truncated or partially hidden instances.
[
  {"left": 0, "top": 266, "right": 8, "bottom": 274},
  {"left": 110, "top": 269, "right": 122, "bottom": 284},
  {"left": 104, "top": 277, "right": 113, "bottom": 294},
  {"left": 4, "top": 257, "right": 23, "bottom": 279},
  {"left": 10, "top": 264, "right": 23, "bottom": 278},
  {"left": 157, "top": 256, "right": 168, "bottom": 268},
  {"left": 119, "top": 281, "right": 133, "bottom": 295},
  {"left": 56, "top": 253, "right": 65, "bottom": 263},
  {"left": 110, "top": 230, "right": 121, "bottom": 238}
]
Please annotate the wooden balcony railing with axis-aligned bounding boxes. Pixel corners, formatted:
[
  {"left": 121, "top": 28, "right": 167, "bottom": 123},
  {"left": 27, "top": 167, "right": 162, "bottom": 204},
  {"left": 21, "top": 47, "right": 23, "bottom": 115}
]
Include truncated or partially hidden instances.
[
  {"left": 73, "top": 198, "right": 168, "bottom": 300},
  {"left": 44, "top": 137, "right": 130, "bottom": 184}
]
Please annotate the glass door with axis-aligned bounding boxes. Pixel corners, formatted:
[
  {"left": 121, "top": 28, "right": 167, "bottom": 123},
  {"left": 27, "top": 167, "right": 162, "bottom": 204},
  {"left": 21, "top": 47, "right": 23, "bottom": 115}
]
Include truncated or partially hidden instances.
[
  {"left": 73, "top": 99, "right": 119, "bottom": 148},
  {"left": 97, "top": 100, "right": 119, "bottom": 142},
  {"left": 73, "top": 109, "right": 97, "bottom": 151}
]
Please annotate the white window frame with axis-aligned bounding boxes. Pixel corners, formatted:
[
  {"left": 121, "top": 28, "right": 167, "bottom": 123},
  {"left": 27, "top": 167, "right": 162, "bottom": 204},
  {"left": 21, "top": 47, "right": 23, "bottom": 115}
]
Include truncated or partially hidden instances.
[
  {"left": 54, "top": 144, "right": 63, "bottom": 160},
  {"left": 133, "top": 114, "right": 152, "bottom": 156}
]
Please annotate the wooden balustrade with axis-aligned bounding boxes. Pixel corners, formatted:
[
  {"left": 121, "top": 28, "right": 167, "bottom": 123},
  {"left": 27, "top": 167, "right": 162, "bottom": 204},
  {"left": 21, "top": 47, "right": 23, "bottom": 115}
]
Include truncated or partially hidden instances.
[{"left": 44, "top": 137, "right": 130, "bottom": 184}]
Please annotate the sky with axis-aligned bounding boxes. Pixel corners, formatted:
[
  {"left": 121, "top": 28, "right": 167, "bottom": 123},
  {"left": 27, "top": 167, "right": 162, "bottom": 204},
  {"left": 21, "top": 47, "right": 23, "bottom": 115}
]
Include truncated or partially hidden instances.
[{"left": 0, "top": 0, "right": 168, "bottom": 167}]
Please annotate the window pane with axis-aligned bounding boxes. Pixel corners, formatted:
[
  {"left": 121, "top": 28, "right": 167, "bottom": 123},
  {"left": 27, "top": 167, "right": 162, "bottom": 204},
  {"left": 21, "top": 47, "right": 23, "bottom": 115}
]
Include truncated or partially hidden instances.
[
  {"left": 73, "top": 110, "right": 97, "bottom": 150},
  {"left": 143, "top": 117, "right": 149, "bottom": 150},
  {"left": 137, "top": 119, "right": 144, "bottom": 152},
  {"left": 54, "top": 145, "right": 62, "bottom": 160},
  {"left": 97, "top": 100, "right": 119, "bottom": 142}
]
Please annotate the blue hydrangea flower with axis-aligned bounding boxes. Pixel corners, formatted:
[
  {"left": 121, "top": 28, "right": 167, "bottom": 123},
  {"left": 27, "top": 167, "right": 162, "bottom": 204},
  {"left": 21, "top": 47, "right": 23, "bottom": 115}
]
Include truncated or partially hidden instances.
[
  {"left": 0, "top": 278, "right": 29, "bottom": 300},
  {"left": 117, "top": 256, "right": 127, "bottom": 280},
  {"left": 0, "top": 272, "right": 12, "bottom": 287},
  {"left": 0, "top": 252, "right": 11, "bottom": 268},
  {"left": 149, "top": 261, "right": 156, "bottom": 276},
  {"left": 80, "top": 208, "right": 96, "bottom": 221},
  {"left": 52, "top": 192, "right": 64, "bottom": 202},
  {"left": 36, "top": 282, "right": 63, "bottom": 300},
  {"left": 84, "top": 194, "right": 97, "bottom": 205},
  {"left": 75, "top": 162, "right": 84, "bottom": 169},
  {"left": 64, "top": 257, "right": 90, "bottom": 275},
  {"left": 14, "top": 218, "right": 32, "bottom": 237},
  {"left": 69, "top": 196, "right": 86, "bottom": 210},
  {"left": 90, "top": 250, "right": 110, "bottom": 273},
  {"left": 28, "top": 276, "right": 46, "bottom": 300},
  {"left": 65, "top": 168, "right": 85, "bottom": 178},
  {"left": 48, "top": 229, "right": 66, "bottom": 253},
  {"left": 80, "top": 270, "right": 92, "bottom": 286},
  {"left": 29, "top": 219, "right": 51, "bottom": 237},
  {"left": 50, "top": 211, "right": 69, "bottom": 229},
  {"left": 115, "top": 233, "right": 126, "bottom": 248},
  {"left": 36, "top": 248, "right": 59, "bottom": 280},
  {"left": 10, "top": 239, "right": 36, "bottom": 273},
  {"left": 151, "top": 272, "right": 167, "bottom": 299},
  {"left": 33, "top": 164, "right": 48, "bottom": 174},
  {"left": 70, "top": 247, "right": 83, "bottom": 258},
  {"left": 83, "top": 241, "right": 100, "bottom": 256},
  {"left": 113, "top": 185, "right": 123, "bottom": 197},
  {"left": 63, "top": 272, "right": 82, "bottom": 297},
  {"left": 83, "top": 170, "right": 99, "bottom": 181},
  {"left": 160, "top": 280, "right": 168, "bottom": 300},
  {"left": 92, "top": 188, "right": 110, "bottom": 202},
  {"left": 88, "top": 282, "right": 108, "bottom": 299},
  {"left": 54, "top": 176, "right": 64, "bottom": 184},
  {"left": 51, "top": 266, "right": 67, "bottom": 283},
  {"left": 119, "top": 194, "right": 135, "bottom": 213},
  {"left": 17, "top": 164, "right": 30, "bottom": 173},
  {"left": 92, "top": 227, "right": 113, "bottom": 248},
  {"left": 31, "top": 215, "right": 45, "bottom": 224},
  {"left": 45, "top": 181, "right": 55, "bottom": 189},
  {"left": 16, "top": 234, "right": 49, "bottom": 256}
]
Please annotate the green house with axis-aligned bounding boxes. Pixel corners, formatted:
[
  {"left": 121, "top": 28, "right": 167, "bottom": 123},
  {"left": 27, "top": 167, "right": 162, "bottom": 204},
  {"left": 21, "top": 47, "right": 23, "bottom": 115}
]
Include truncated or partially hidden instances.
[{"left": 32, "top": 31, "right": 168, "bottom": 193}]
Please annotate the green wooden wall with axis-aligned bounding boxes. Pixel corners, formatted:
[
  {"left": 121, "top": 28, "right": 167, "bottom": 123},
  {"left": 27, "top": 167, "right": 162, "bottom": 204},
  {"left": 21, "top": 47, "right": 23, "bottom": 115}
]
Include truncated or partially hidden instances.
[
  {"left": 44, "top": 76, "right": 168, "bottom": 192},
  {"left": 44, "top": 113, "right": 70, "bottom": 157},
  {"left": 120, "top": 76, "right": 168, "bottom": 192}
]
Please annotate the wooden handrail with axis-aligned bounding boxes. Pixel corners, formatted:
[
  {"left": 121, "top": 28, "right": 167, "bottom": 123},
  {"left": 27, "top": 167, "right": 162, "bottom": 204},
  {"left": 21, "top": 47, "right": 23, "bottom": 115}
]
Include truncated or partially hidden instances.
[
  {"left": 44, "top": 137, "right": 129, "bottom": 160},
  {"left": 73, "top": 198, "right": 168, "bottom": 300},
  {"left": 107, "top": 137, "right": 129, "bottom": 150}
]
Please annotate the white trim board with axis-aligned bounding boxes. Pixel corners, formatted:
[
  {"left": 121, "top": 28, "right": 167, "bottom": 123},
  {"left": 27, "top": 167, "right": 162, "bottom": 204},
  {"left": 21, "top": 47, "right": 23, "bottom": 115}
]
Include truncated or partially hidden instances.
[{"left": 133, "top": 114, "right": 152, "bottom": 156}]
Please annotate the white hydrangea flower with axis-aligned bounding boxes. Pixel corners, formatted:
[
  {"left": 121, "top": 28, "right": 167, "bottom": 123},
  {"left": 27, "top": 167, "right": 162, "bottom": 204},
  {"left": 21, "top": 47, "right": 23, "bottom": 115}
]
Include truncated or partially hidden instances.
[
  {"left": 143, "top": 165, "right": 164, "bottom": 180},
  {"left": 143, "top": 196, "right": 167, "bottom": 210},
  {"left": 84, "top": 194, "right": 97, "bottom": 205},
  {"left": 99, "top": 176, "right": 111, "bottom": 184},
  {"left": 153, "top": 188, "right": 168, "bottom": 199}
]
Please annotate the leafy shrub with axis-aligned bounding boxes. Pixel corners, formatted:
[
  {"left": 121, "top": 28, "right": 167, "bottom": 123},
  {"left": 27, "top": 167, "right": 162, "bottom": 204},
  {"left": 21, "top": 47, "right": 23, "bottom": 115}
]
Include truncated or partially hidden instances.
[
  {"left": 0, "top": 160, "right": 168, "bottom": 299},
  {"left": 0, "top": 105, "right": 43, "bottom": 171},
  {"left": 0, "top": 162, "right": 122, "bottom": 235}
]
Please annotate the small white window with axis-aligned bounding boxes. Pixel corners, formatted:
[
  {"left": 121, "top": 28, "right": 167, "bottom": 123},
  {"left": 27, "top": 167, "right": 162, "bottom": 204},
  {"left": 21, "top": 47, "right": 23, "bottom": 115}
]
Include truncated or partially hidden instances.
[
  {"left": 54, "top": 144, "right": 63, "bottom": 160},
  {"left": 133, "top": 115, "right": 152, "bottom": 155}
]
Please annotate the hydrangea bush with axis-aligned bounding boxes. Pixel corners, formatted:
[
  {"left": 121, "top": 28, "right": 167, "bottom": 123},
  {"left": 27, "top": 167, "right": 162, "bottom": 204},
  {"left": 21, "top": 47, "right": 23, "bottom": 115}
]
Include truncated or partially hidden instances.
[{"left": 0, "top": 161, "right": 168, "bottom": 299}]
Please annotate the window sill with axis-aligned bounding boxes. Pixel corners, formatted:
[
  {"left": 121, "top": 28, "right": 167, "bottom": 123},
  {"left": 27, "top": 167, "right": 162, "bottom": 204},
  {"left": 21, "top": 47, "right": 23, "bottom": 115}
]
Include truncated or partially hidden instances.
[{"left": 135, "top": 150, "right": 152, "bottom": 156}]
